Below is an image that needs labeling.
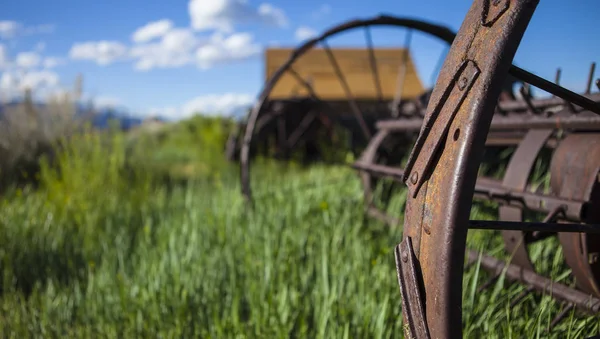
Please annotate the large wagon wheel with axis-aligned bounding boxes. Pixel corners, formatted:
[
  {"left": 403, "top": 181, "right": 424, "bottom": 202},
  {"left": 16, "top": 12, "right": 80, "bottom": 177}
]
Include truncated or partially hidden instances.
[
  {"left": 394, "top": 1, "right": 600, "bottom": 338},
  {"left": 240, "top": 14, "right": 461, "bottom": 203}
]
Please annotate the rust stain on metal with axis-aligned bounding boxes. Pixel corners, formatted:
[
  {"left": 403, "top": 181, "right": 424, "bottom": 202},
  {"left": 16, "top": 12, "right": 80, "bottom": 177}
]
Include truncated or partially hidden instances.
[
  {"left": 552, "top": 134, "right": 600, "bottom": 297},
  {"left": 397, "top": 0, "right": 541, "bottom": 337},
  {"left": 482, "top": 0, "right": 510, "bottom": 27},
  {"left": 232, "top": 4, "right": 600, "bottom": 337},
  {"left": 343, "top": 1, "right": 600, "bottom": 338}
]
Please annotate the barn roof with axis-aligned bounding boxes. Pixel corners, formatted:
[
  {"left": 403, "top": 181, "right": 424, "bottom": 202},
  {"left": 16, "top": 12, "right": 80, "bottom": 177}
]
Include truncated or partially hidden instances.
[{"left": 265, "top": 47, "right": 425, "bottom": 101}]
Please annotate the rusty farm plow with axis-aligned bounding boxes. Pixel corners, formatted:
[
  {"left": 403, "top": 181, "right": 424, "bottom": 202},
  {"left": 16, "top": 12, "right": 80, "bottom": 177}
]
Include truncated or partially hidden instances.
[{"left": 230, "top": 3, "right": 600, "bottom": 338}]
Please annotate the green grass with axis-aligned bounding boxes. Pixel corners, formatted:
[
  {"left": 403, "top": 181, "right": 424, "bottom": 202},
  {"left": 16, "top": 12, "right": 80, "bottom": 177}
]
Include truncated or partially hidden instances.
[{"left": 0, "top": 119, "right": 598, "bottom": 338}]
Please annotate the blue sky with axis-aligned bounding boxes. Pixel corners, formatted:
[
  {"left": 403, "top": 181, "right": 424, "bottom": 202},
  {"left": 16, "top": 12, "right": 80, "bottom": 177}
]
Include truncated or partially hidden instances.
[{"left": 1, "top": 0, "right": 598, "bottom": 120}]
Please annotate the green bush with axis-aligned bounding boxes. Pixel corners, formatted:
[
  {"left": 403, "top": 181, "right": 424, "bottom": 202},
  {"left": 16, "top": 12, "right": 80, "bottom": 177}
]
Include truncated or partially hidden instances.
[{"left": 126, "top": 114, "right": 239, "bottom": 186}]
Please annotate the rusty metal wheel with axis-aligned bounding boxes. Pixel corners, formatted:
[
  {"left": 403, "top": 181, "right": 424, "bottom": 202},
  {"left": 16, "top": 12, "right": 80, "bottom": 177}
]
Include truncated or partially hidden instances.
[
  {"left": 394, "top": 1, "right": 600, "bottom": 338},
  {"left": 240, "top": 14, "right": 461, "bottom": 203}
]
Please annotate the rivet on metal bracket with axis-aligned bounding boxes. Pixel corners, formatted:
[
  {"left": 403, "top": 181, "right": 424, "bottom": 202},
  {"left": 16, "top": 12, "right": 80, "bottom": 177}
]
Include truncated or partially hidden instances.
[
  {"left": 402, "top": 59, "right": 481, "bottom": 198},
  {"left": 482, "top": 0, "right": 510, "bottom": 27},
  {"left": 410, "top": 172, "right": 419, "bottom": 184}
]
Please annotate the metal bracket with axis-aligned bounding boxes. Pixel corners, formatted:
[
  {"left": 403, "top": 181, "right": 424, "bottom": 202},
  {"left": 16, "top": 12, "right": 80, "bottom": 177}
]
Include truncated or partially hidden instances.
[
  {"left": 402, "top": 59, "right": 481, "bottom": 198},
  {"left": 395, "top": 237, "right": 430, "bottom": 339},
  {"left": 482, "top": 0, "right": 510, "bottom": 27}
]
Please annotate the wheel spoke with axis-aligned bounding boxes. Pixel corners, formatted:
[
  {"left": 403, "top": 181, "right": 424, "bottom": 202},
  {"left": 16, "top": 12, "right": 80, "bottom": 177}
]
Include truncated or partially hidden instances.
[
  {"left": 469, "top": 220, "right": 600, "bottom": 234},
  {"left": 286, "top": 110, "right": 318, "bottom": 149},
  {"left": 239, "top": 14, "right": 458, "bottom": 203},
  {"left": 364, "top": 25, "right": 384, "bottom": 103},
  {"left": 391, "top": 29, "right": 413, "bottom": 118},
  {"left": 320, "top": 39, "right": 372, "bottom": 141},
  {"left": 467, "top": 250, "right": 600, "bottom": 314},
  {"left": 430, "top": 46, "right": 449, "bottom": 88},
  {"left": 509, "top": 66, "right": 600, "bottom": 114},
  {"left": 286, "top": 66, "right": 321, "bottom": 101}
]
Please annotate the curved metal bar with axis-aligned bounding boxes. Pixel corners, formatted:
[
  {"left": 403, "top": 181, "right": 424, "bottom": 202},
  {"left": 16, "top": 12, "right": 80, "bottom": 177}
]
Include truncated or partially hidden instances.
[
  {"left": 500, "top": 129, "right": 554, "bottom": 271},
  {"left": 395, "top": 1, "right": 539, "bottom": 337},
  {"left": 358, "top": 129, "right": 391, "bottom": 208},
  {"left": 240, "top": 15, "right": 459, "bottom": 202},
  {"left": 552, "top": 133, "right": 600, "bottom": 297}
]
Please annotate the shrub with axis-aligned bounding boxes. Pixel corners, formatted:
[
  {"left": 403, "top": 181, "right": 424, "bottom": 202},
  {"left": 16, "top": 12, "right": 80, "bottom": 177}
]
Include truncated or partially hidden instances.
[{"left": 0, "top": 79, "right": 87, "bottom": 192}]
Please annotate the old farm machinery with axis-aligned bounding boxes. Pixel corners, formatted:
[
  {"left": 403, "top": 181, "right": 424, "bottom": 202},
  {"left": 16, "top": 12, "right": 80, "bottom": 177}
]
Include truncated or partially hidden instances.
[
  {"left": 232, "top": 15, "right": 461, "bottom": 201},
  {"left": 233, "top": 5, "right": 600, "bottom": 337},
  {"left": 388, "top": 0, "right": 600, "bottom": 338},
  {"left": 232, "top": 14, "right": 525, "bottom": 205}
]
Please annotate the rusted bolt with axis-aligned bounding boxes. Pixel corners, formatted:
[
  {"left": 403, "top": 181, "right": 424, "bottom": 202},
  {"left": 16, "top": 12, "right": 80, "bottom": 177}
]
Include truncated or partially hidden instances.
[
  {"left": 401, "top": 249, "right": 408, "bottom": 262},
  {"left": 458, "top": 77, "right": 468, "bottom": 90},
  {"left": 492, "top": 0, "right": 501, "bottom": 6},
  {"left": 410, "top": 172, "right": 418, "bottom": 184}
]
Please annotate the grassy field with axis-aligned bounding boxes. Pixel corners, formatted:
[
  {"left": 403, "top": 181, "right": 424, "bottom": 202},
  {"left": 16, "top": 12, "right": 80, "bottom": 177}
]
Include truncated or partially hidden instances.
[{"left": 0, "top": 115, "right": 598, "bottom": 338}]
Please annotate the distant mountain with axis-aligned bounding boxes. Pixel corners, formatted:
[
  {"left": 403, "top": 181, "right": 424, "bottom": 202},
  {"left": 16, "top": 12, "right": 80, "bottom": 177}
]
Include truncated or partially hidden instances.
[
  {"left": 0, "top": 99, "right": 167, "bottom": 131},
  {"left": 85, "top": 108, "right": 144, "bottom": 131}
]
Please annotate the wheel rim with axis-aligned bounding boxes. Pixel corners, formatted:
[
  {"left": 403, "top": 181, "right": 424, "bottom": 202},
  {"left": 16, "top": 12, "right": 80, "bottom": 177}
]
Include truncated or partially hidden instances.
[
  {"left": 240, "top": 14, "right": 460, "bottom": 203},
  {"left": 395, "top": 1, "right": 541, "bottom": 337}
]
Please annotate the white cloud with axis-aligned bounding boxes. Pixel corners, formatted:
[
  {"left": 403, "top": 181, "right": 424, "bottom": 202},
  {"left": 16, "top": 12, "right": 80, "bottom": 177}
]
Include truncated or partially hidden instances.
[
  {"left": 181, "top": 93, "right": 253, "bottom": 118},
  {"left": 0, "top": 72, "right": 16, "bottom": 91},
  {"left": 196, "top": 32, "right": 260, "bottom": 69},
  {"left": 311, "top": 4, "right": 331, "bottom": 19},
  {"left": 35, "top": 42, "right": 46, "bottom": 52},
  {"left": 70, "top": 26, "right": 261, "bottom": 71},
  {"left": 0, "top": 40, "right": 64, "bottom": 72},
  {"left": 20, "top": 70, "right": 59, "bottom": 90},
  {"left": 0, "top": 21, "right": 20, "bottom": 39},
  {"left": 23, "top": 24, "right": 55, "bottom": 36},
  {"left": 15, "top": 51, "right": 41, "bottom": 69},
  {"left": 69, "top": 41, "right": 129, "bottom": 65},
  {"left": 295, "top": 26, "right": 317, "bottom": 41},
  {"left": 0, "top": 21, "right": 55, "bottom": 39},
  {"left": 67, "top": 1, "right": 271, "bottom": 72},
  {"left": 149, "top": 93, "right": 253, "bottom": 120},
  {"left": 0, "top": 39, "right": 66, "bottom": 101},
  {"left": 257, "top": 4, "right": 288, "bottom": 27},
  {"left": 131, "top": 19, "right": 174, "bottom": 43},
  {"left": 0, "top": 44, "right": 8, "bottom": 69},
  {"left": 0, "top": 69, "right": 60, "bottom": 100},
  {"left": 188, "top": 0, "right": 288, "bottom": 33},
  {"left": 163, "top": 28, "right": 198, "bottom": 51},
  {"left": 43, "top": 57, "right": 65, "bottom": 69},
  {"left": 130, "top": 28, "right": 198, "bottom": 71}
]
